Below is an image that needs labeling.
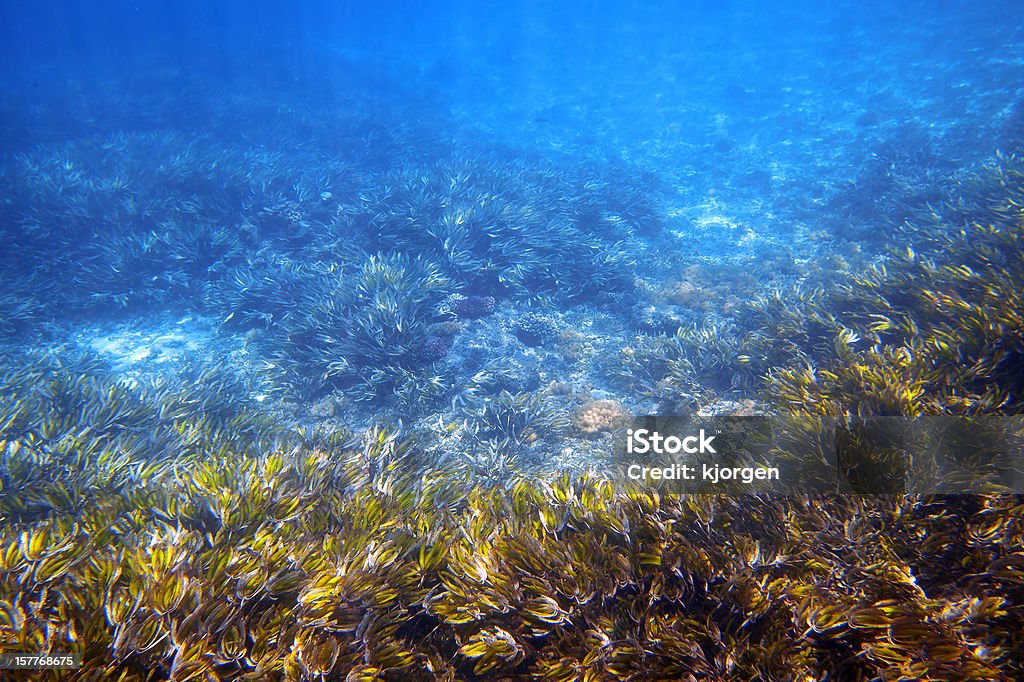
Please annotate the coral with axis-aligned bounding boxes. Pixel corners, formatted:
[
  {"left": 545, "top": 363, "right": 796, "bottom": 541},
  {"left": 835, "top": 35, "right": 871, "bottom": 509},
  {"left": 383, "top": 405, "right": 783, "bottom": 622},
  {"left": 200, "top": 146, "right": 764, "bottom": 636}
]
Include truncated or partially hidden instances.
[
  {"left": 573, "top": 398, "right": 630, "bottom": 437},
  {"left": 556, "top": 328, "right": 590, "bottom": 363},
  {"left": 419, "top": 334, "right": 451, "bottom": 362},
  {"left": 440, "top": 293, "right": 497, "bottom": 319},
  {"left": 511, "top": 313, "right": 560, "bottom": 347},
  {"left": 653, "top": 263, "right": 759, "bottom": 319},
  {"left": 696, "top": 398, "right": 761, "bottom": 416}
]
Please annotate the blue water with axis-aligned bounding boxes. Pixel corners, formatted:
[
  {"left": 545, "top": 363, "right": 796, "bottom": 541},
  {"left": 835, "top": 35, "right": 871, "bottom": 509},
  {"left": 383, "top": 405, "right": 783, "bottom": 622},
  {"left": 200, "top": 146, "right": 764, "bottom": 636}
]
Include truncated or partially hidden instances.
[{"left": 5, "top": 1, "right": 1021, "bottom": 161}]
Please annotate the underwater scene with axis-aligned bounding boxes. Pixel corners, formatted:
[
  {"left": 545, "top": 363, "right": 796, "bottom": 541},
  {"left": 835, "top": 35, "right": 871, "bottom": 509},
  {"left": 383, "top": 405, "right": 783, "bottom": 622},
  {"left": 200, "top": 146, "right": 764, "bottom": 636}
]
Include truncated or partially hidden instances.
[{"left": 2, "top": 0, "right": 1024, "bottom": 679}]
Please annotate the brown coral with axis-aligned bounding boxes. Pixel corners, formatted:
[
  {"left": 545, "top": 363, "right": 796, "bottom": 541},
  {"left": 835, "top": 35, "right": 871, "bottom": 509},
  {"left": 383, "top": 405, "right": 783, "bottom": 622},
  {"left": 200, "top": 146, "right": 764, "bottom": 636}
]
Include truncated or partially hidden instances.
[{"left": 572, "top": 399, "right": 630, "bottom": 437}]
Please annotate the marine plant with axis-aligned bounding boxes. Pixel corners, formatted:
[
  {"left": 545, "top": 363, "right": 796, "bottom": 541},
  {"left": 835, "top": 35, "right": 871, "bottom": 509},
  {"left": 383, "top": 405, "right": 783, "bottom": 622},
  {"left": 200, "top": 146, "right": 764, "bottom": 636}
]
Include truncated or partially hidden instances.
[
  {"left": 608, "top": 321, "right": 763, "bottom": 415},
  {"left": 1, "top": 351, "right": 1022, "bottom": 680},
  {"left": 3, "top": 241, "right": 1024, "bottom": 681},
  {"left": 473, "top": 390, "right": 567, "bottom": 444},
  {"left": 255, "top": 252, "right": 454, "bottom": 404},
  {"left": 617, "top": 150, "right": 1024, "bottom": 422},
  {"left": 4, "top": 61, "right": 1024, "bottom": 682},
  {"left": 766, "top": 151, "right": 1024, "bottom": 418},
  {"left": 332, "top": 154, "right": 649, "bottom": 303}
]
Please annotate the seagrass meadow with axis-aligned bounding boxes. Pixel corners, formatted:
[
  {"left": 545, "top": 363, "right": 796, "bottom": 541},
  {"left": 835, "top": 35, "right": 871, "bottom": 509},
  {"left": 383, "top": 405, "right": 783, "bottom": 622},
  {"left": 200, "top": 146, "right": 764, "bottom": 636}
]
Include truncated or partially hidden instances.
[
  {"left": 4, "top": 1, "right": 1024, "bottom": 680},
  {"left": 1, "top": 349, "right": 1024, "bottom": 681}
]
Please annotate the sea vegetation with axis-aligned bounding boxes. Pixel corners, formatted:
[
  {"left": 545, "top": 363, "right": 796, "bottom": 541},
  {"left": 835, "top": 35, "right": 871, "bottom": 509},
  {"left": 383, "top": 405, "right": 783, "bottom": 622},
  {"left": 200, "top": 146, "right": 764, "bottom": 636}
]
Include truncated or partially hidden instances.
[
  {"left": 0, "top": 129, "right": 655, "bottom": 321},
  {"left": 610, "top": 151, "right": 1024, "bottom": 422},
  {"left": 609, "top": 321, "right": 762, "bottom": 415},
  {"left": 0, "top": 115, "right": 656, "bottom": 410},
  {"left": 258, "top": 253, "right": 455, "bottom": 402},
  {"left": 451, "top": 390, "right": 571, "bottom": 481},
  {"left": 1, "top": 348, "right": 1022, "bottom": 680},
  {"left": 825, "top": 123, "right": 961, "bottom": 242},
  {"left": 4, "top": 73, "right": 1024, "bottom": 679},
  {"left": 2, "top": 149, "right": 1024, "bottom": 679},
  {"left": 765, "top": 150, "right": 1024, "bottom": 418}
]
